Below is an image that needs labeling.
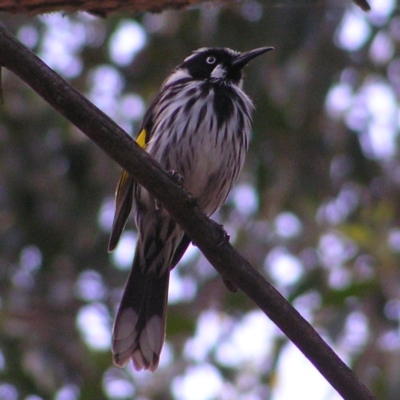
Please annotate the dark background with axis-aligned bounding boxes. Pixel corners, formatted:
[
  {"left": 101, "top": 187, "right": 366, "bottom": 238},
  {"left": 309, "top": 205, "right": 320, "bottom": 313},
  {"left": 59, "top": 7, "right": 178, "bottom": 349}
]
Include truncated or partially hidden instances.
[{"left": 1, "top": 1, "right": 399, "bottom": 399}]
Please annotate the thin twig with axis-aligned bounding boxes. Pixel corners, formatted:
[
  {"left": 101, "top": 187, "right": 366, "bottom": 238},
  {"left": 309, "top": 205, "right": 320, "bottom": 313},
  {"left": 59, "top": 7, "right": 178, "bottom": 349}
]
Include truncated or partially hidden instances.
[{"left": 0, "top": 24, "right": 375, "bottom": 400}]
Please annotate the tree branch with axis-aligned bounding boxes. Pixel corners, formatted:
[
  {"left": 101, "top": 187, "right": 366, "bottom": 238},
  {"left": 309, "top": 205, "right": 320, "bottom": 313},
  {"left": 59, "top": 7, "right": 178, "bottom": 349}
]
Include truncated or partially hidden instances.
[
  {"left": 0, "top": 0, "right": 205, "bottom": 15},
  {"left": 0, "top": 0, "right": 371, "bottom": 15},
  {"left": 0, "top": 24, "right": 375, "bottom": 400}
]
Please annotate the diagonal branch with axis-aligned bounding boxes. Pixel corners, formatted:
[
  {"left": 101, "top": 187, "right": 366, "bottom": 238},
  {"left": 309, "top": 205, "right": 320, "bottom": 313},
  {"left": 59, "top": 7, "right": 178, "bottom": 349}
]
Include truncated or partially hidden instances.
[{"left": 0, "top": 24, "right": 375, "bottom": 400}]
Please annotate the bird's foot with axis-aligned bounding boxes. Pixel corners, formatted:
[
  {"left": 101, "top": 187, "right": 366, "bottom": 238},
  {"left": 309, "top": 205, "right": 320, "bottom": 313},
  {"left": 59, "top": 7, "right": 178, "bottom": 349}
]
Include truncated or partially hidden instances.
[
  {"left": 167, "top": 169, "right": 198, "bottom": 205},
  {"left": 167, "top": 169, "right": 184, "bottom": 186},
  {"left": 211, "top": 220, "right": 230, "bottom": 247}
]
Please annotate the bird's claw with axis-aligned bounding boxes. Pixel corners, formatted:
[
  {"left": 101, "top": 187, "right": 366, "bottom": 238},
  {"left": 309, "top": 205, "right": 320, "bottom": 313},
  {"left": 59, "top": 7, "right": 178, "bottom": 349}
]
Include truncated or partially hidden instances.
[
  {"left": 211, "top": 221, "right": 230, "bottom": 247},
  {"left": 167, "top": 169, "right": 184, "bottom": 186}
]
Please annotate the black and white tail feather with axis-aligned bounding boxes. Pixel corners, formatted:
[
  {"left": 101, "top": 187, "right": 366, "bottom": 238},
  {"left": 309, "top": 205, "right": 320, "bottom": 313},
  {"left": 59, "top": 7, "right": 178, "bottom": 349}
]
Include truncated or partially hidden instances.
[{"left": 109, "top": 46, "right": 273, "bottom": 371}]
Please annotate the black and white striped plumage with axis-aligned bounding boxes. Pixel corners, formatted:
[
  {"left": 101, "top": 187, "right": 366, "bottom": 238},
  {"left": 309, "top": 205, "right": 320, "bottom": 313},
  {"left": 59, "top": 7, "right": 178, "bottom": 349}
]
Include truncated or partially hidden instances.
[{"left": 109, "top": 47, "right": 272, "bottom": 371}]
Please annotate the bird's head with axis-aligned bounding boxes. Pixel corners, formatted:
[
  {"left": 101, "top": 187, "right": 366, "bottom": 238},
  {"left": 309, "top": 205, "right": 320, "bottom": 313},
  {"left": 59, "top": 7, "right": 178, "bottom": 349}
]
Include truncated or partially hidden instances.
[{"left": 164, "top": 47, "right": 273, "bottom": 87}]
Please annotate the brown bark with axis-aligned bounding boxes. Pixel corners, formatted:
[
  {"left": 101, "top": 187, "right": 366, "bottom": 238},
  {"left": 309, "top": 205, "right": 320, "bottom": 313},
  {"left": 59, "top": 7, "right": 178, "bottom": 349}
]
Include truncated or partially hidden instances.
[
  {"left": 0, "top": 0, "right": 209, "bottom": 15},
  {"left": 0, "top": 0, "right": 371, "bottom": 16}
]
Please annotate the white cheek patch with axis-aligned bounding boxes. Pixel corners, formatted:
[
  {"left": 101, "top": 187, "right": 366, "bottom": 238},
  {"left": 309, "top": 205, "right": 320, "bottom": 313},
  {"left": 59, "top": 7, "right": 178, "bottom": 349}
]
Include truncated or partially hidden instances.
[{"left": 211, "top": 64, "right": 227, "bottom": 80}]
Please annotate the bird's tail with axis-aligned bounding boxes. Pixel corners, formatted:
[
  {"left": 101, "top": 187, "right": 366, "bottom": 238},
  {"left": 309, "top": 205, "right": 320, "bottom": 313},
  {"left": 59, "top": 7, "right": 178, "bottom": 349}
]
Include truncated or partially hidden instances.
[{"left": 112, "top": 250, "right": 169, "bottom": 372}]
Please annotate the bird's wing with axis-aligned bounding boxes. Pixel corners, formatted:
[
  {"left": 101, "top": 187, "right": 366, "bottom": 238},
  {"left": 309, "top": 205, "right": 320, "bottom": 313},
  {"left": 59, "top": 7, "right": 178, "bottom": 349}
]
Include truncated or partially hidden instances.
[
  {"left": 108, "top": 169, "right": 135, "bottom": 252},
  {"left": 108, "top": 91, "right": 164, "bottom": 251},
  {"left": 108, "top": 126, "right": 150, "bottom": 252}
]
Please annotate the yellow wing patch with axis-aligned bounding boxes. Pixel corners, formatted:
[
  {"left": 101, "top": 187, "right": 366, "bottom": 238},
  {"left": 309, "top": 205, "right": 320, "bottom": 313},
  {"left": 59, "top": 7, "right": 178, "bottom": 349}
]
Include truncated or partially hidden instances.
[
  {"left": 108, "top": 128, "right": 147, "bottom": 251},
  {"left": 136, "top": 129, "right": 147, "bottom": 149}
]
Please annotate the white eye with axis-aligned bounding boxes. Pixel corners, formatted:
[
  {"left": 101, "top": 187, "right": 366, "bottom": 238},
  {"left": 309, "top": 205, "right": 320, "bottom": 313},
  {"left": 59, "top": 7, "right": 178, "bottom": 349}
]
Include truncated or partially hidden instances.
[{"left": 206, "top": 56, "right": 216, "bottom": 64}]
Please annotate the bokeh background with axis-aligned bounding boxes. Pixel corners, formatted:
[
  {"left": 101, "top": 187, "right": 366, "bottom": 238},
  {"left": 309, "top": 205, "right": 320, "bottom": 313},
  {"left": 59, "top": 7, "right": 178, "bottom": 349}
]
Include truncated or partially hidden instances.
[{"left": 1, "top": 0, "right": 400, "bottom": 398}]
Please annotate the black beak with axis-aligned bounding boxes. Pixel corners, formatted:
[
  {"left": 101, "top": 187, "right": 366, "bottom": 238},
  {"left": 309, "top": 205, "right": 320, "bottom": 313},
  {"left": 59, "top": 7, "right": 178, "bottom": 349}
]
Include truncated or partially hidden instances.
[{"left": 232, "top": 47, "right": 274, "bottom": 70}]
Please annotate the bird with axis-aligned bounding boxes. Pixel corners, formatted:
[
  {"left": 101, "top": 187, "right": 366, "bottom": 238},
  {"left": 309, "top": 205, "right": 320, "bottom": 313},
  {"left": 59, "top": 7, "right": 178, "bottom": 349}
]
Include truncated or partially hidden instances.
[{"left": 108, "top": 46, "right": 273, "bottom": 371}]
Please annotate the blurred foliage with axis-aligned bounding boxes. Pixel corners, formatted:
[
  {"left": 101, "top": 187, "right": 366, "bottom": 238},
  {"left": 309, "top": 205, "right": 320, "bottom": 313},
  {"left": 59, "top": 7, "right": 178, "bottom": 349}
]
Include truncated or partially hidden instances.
[{"left": 1, "top": 1, "right": 400, "bottom": 399}]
